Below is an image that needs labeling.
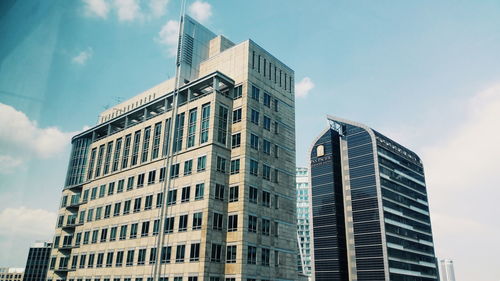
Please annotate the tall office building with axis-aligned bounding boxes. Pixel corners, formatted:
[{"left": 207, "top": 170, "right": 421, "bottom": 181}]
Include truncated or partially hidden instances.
[
  {"left": 296, "top": 168, "right": 312, "bottom": 278},
  {"left": 23, "top": 241, "right": 52, "bottom": 281},
  {"left": 46, "top": 15, "right": 297, "bottom": 281},
  {"left": 309, "top": 115, "right": 438, "bottom": 281},
  {"left": 0, "top": 268, "right": 24, "bottom": 281},
  {"left": 438, "top": 259, "right": 456, "bottom": 281}
]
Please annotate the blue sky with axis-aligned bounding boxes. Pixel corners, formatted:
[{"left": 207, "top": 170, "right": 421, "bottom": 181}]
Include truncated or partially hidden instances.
[{"left": 1, "top": 0, "right": 500, "bottom": 280}]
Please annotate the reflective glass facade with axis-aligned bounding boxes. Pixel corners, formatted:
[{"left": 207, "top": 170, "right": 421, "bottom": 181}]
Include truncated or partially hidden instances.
[
  {"left": 309, "top": 116, "right": 438, "bottom": 281},
  {"left": 296, "top": 167, "right": 312, "bottom": 277}
]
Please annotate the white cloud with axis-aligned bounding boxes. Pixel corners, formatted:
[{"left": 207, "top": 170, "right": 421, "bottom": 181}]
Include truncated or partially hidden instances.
[
  {"left": 188, "top": 1, "right": 212, "bottom": 23},
  {"left": 114, "top": 0, "right": 142, "bottom": 22},
  {"left": 0, "top": 155, "right": 23, "bottom": 175},
  {"left": 0, "top": 103, "right": 77, "bottom": 172},
  {"left": 156, "top": 20, "right": 180, "bottom": 57},
  {"left": 83, "top": 0, "right": 110, "bottom": 18},
  {"left": 295, "top": 77, "right": 315, "bottom": 98},
  {"left": 149, "top": 0, "right": 169, "bottom": 18},
  {"left": 0, "top": 207, "right": 56, "bottom": 237},
  {"left": 82, "top": 0, "right": 169, "bottom": 21},
  {"left": 72, "top": 47, "right": 93, "bottom": 65},
  {"left": 383, "top": 83, "right": 500, "bottom": 280}
]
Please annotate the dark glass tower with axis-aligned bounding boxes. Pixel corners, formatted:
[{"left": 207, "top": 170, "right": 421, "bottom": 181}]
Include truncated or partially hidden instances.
[
  {"left": 22, "top": 242, "right": 52, "bottom": 281},
  {"left": 309, "top": 116, "right": 439, "bottom": 281}
]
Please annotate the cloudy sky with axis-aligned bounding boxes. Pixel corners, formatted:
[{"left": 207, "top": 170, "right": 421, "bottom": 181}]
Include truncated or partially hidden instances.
[{"left": 1, "top": 0, "right": 499, "bottom": 280}]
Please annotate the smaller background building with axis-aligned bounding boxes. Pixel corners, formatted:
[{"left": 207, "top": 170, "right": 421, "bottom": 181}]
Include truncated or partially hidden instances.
[
  {"left": 296, "top": 167, "right": 312, "bottom": 279},
  {"left": 0, "top": 268, "right": 24, "bottom": 281},
  {"left": 438, "top": 259, "right": 456, "bottom": 281},
  {"left": 22, "top": 241, "right": 52, "bottom": 281}
]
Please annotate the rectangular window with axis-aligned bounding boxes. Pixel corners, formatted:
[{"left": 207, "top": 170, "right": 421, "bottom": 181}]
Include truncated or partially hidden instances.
[
  {"left": 141, "top": 221, "right": 150, "bottom": 237},
  {"left": 116, "top": 251, "right": 124, "bottom": 267},
  {"left": 247, "top": 246, "right": 257, "bottom": 264},
  {"left": 249, "top": 186, "right": 258, "bottom": 203},
  {"left": 110, "top": 227, "right": 117, "bottom": 241},
  {"left": 122, "top": 134, "right": 131, "bottom": 169},
  {"left": 153, "top": 219, "right": 160, "bottom": 235},
  {"left": 127, "top": 176, "right": 134, "bottom": 191},
  {"left": 100, "top": 228, "right": 107, "bottom": 242},
  {"left": 274, "top": 169, "right": 279, "bottom": 183},
  {"left": 212, "top": 213, "right": 223, "bottom": 230},
  {"left": 214, "top": 184, "right": 224, "bottom": 201},
  {"left": 79, "top": 254, "right": 86, "bottom": 269},
  {"left": 145, "top": 195, "right": 153, "bottom": 210},
  {"left": 79, "top": 210, "right": 85, "bottom": 224},
  {"left": 131, "top": 130, "right": 141, "bottom": 166},
  {"left": 106, "top": 252, "right": 114, "bottom": 267},
  {"left": 167, "top": 190, "right": 177, "bottom": 205},
  {"left": 230, "top": 159, "right": 240, "bottom": 174},
  {"left": 251, "top": 86, "right": 260, "bottom": 101},
  {"left": 228, "top": 214, "right": 238, "bottom": 232},
  {"left": 263, "top": 139, "right": 271, "bottom": 154},
  {"left": 114, "top": 202, "right": 121, "bottom": 216},
  {"left": 96, "top": 253, "right": 104, "bottom": 267},
  {"left": 137, "top": 173, "right": 145, "bottom": 187},
  {"left": 274, "top": 121, "right": 279, "bottom": 134},
  {"left": 248, "top": 215, "right": 258, "bottom": 233},
  {"left": 91, "top": 230, "right": 98, "bottom": 243},
  {"left": 104, "top": 204, "right": 111, "bottom": 218},
  {"left": 176, "top": 245, "right": 185, "bottom": 263},
  {"left": 217, "top": 105, "right": 228, "bottom": 145},
  {"left": 261, "top": 219, "right": 270, "bottom": 235},
  {"left": 86, "top": 209, "right": 93, "bottom": 222},
  {"left": 273, "top": 99, "right": 279, "bottom": 112},
  {"left": 108, "top": 182, "right": 115, "bottom": 195},
  {"left": 91, "top": 187, "right": 97, "bottom": 200},
  {"left": 263, "top": 116, "right": 271, "bottom": 131},
  {"left": 126, "top": 249, "right": 135, "bottom": 266},
  {"left": 231, "top": 133, "right": 241, "bottom": 148},
  {"left": 162, "top": 118, "right": 171, "bottom": 157},
  {"left": 83, "top": 189, "right": 89, "bottom": 202},
  {"left": 184, "top": 160, "right": 193, "bottom": 175},
  {"left": 181, "top": 186, "right": 190, "bottom": 202},
  {"left": 274, "top": 144, "right": 279, "bottom": 158},
  {"left": 250, "top": 160, "right": 258, "bottom": 176},
  {"left": 83, "top": 231, "right": 90, "bottom": 244},
  {"left": 261, "top": 248, "right": 270, "bottom": 266},
  {"left": 226, "top": 245, "right": 236, "bottom": 263},
  {"left": 250, "top": 134, "right": 259, "bottom": 150},
  {"left": 192, "top": 212, "right": 202, "bottom": 230},
  {"left": 159, "top": 167, "right": 166, "bottom": 182},
  {"left": 178, "top": 215, "right": 188, "bottom": 232},
  {"left": 263, "top": 92, "right": 271, "bottom": 107},
  {"left": 150, "top": 248, "right": 157, "bottom": 264},
  {"left": 229, "top": 186, "right": 239, "bottom": 202},
  {"left": 99, "top": 184, "right": 106, "bottom": 198},
  {"left": 148, "top": 170, "right": 156, "bottom": 185},
  {"left": 156, "top": 192, "right": 164, "bottom": 208},
  {"left": 88, "top": 253, "right": 95, "bottom": 268},
  {"left": 164, "top": 217, "right": 175, "bottom": 233},
  {"left": 130, "top": 223, "right": 138, "bottom": 239},
  {"left": 211, "top": 244, "right": 222, "bottom": 262},
  {"left": 104, "top": 141, "right": 113, "bottom": 175},
  {"left": 187, "top": 108, "right": 197, "bottom": 148},
  {"left": 138, "top": 249, "right": 146, "bottom": 265},
  {"left": 190, "top": 243, "right": 200, "bottom": 262},
  {"left": 232, "top": 108, "right": 241, "bottom": 123},
  {"left": 172, "top": 112, "right": 185, "bottom": 153},
  {"left": 233, "top": 85, "right": 242, "bottom": 99},
  {"left": 263, "top": 164, "right": 271, "bottom": 180},
  {"left": 134, "top": 197, "right": 142, "bottom": 212},
  {"left": 152, "top": 122, "right": 162, "bottom": 159},
  {"left": 197, "top": 155, "right": 206, "bottom": 171},
  {"left": 161, "top": 246, "right": 172, "bottom": 264},
  {"left": 262, "top": 191, "right": 271, "bottom": 207},
  {"left": 216, "top": 156, "right": 226, "bottom": 173},
  {"left": 95, "top": 144, "right": 105, "bottom": 177},
  {"left": 195, "top": 183, "right": 204, "bottom": 200},
  {"left": 170, "top": 163, "right": 180, "bottom": 178},
  {"left": 123, "top": 200, "right": 131, "bottom": 214},
  {"left": 250, "top": 109, "right": 259, "bottom": 125},
  {"left": 117, "top": 179, "right": 124, "bottom": 193},
  {"left": 200, "top": 103, "right": 210, "bottom": 144}
]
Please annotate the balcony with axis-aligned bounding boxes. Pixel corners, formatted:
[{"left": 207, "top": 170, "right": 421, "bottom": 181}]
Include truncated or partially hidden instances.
[{"left": 61, "top": 222, "right": 83, "bottom": 231}]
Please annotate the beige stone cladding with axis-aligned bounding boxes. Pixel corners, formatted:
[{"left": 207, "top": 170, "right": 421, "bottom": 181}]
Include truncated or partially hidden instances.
[{"left": 48, "top": 36, "right": 296, "bottom": 281}]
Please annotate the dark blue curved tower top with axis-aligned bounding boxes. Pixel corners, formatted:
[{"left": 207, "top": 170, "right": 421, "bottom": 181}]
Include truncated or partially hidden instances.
[{"left": 309, "top": 116, "right": 438, "bottom": 281}]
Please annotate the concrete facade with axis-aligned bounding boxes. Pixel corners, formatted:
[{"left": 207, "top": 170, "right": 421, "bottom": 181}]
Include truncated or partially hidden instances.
[
  {"left": 47, "top": 15, "right": 297, "bottom": 281},
  {"left": 0, "top": 268, "right": 24, "bottom": 281}
]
